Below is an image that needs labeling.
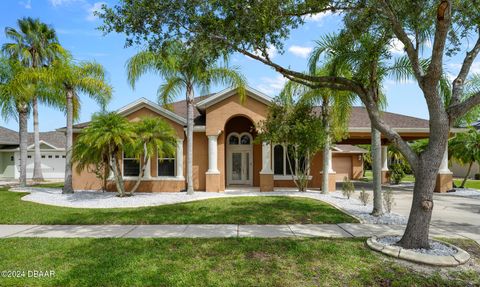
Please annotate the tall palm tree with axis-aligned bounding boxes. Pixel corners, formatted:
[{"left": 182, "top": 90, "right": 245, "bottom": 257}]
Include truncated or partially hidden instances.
[
  {"left": 279, "top": 68, "right": 355, "bottom": 194},
  {"left": 48, "top": 57, "right": 112, "bottom": 194},
  {"left": 0, "top": 58, "right": 35, "bottom": 187},
  {"left": 126, "top": 41, "right": 246, "bottom": 194},
  {"left": 2, "top": 17, "right": 65, "bottom": 182}
]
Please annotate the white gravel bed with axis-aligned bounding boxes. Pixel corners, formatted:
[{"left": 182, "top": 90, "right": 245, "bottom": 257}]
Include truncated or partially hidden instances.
[
  {"left": 444, "top": 188, "right": 480, "bottom": 198},
  {"left": 377, "top": 235, "right": 458, "bottom": 256},
  {"left": 10, "top": 187, "right": 407, "bottom": 224}
]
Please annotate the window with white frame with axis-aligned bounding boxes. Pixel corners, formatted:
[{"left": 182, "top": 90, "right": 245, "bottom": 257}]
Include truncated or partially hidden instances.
[
  {"left": 123, "top": 151, "right": 140, "bottom": 176},
  {"left": 158, "top": 153, "right": 175, "bottom": 177},
  {"left": 273, "top": 144, "right": 307, "bottom": 176}
]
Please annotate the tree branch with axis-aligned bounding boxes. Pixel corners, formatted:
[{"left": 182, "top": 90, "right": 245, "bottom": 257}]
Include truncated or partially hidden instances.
[
  {"left": 451, "top": 32, "right": 480, "bottom": 106},
  {"left": 448, "top": 91, "right": 480, "bottom": 120},
  {"left": 379, "top": 0, "right": 424, "bottom": 82}
]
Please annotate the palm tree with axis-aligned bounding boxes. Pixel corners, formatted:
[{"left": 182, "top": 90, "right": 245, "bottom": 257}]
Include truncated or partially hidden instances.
[
  {"left": 2, "top": 17, "right": 65, "bottom": 182},
  {"left": 449, "top": 129, "right": 480, "bottom": 188},
  {"left": 126, "top": 41, "right": 246, "bottom": 194},
  {"left": 0, "top": 58, "right": 35, "bottom": 187},
  {"left": 279, "top": 67, "right": 355, "bottom": 194},
  {"left": 73, "top": 113, "right": 176, "bottom": 196},
  {"left": 48, "top": 57, "right": 112, "bottom": 194}
]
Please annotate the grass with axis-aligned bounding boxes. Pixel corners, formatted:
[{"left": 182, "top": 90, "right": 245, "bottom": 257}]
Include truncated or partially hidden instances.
[
  {"left": 30, "top": 182, "right": 65, "bottom": 189},
  {"left": 454, "top": 179, "right": 480, "bottom": 190},
  {"left": 363, "top": 170, "right": 415, "bottom": 183},
  {"left": 0, "top": 237, "right": 478, "bottom": 286},
  {"left": 0, "top": 188, "right": 357, "bottom": 225}
]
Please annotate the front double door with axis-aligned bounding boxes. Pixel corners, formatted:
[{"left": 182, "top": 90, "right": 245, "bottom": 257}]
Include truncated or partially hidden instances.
[{"left": 227, "top": 149, "right": 253, "bottom": 185}]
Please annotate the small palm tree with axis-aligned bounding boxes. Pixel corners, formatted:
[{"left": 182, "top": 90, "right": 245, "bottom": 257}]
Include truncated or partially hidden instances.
[
  {"left": 48, "top": 57, "right": 112, "bottom": 194},
  {"left": 0, "top": 58, "right": 36, "bottom": 187},
  {"left": 2, "top": 17, "right": 66, "bottom": 182},
  {"left": 450, "top": 128, "right": 480, "bottom": 188},
  {"left": 73, "top": 113, "right": 176, "bottom": 196},
  {"left": 126, "top": 41, "right": 246, "bottom": 194}
]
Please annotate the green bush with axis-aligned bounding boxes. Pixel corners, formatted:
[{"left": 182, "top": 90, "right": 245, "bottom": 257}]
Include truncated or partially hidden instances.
[
  {"left": 475, "top": 173, "right": 480, "bottom": 180},
  {"left": 389, "top": 163, "right": 405, "bottom": 185},
  {"left": 342, "top": 177, "right": 355, "bottom": 199}
]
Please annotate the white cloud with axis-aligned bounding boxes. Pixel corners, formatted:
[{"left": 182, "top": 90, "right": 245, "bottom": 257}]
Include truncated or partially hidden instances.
[
  {"left": 49, "top": 0, "right": 80, "bottom": 7},
  {"left": 306, "top": 11, "right": 333, "bottom": 23},
  {"left": 86, "top": 2, "right": 106, "bottom": 21},
  {"left": 288, "top": 45, "right": 313, "bottom": 58},
  {"left": 252, "top": 45, "right": 277, "bottom": 60},
  {"left": 19, "top": 0, "right": 31, "bottom": 9},
  {"left": 256, "top": 75, "right": 287, "bottom": 96},
  {"left": 389, "top": 38, "right": 405, "bottom": 55}
]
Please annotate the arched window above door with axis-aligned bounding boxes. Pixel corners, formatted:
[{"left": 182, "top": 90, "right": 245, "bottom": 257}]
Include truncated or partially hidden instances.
[{"left": 227, "top": 132, "right": 252, "bottom": 145}]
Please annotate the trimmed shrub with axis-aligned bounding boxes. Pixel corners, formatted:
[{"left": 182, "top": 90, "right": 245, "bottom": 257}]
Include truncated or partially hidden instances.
[
  {"left": 389, "top": 163, "right": 405, "bottom": 185},
  {"left": 475, "top": 173, "right": 480, "bottom": 180}
]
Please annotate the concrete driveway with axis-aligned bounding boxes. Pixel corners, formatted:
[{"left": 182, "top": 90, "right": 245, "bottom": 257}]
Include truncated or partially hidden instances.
[{"left": 349, "top": 181, "right": 480, "bottom": 243}]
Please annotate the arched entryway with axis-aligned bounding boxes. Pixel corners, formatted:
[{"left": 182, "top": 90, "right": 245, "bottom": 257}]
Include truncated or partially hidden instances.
[{"left": 224, "top": 116, "right": 257, "bottom": 186}]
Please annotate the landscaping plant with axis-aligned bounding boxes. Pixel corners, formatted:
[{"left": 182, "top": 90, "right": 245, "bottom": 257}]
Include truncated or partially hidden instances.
[
  {"left": 341, "top": 177, "right": 355, "bottom": 199},
  {"left": 389, "top": 163, "right": 406, "bottom": 185},
  {"left": 358, "top": 188, "right": 370, "bottom": 206},
  {"left": 383, "top": 187, "right": 396, "bottom": 214}
]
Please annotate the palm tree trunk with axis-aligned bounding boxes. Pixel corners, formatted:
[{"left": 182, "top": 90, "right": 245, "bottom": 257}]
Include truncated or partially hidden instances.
[
  {"left": 371, "top": 126, "right": 383, "bottom": 216},
  {"left": 186, "top": 85, "right": 194, "bottom": 194},
  {"left": 321, "top": 97, "right": 331, "bottom": 194},
  {"left": 32, "top": 96, "right": 44, "bottom": 182},
  {"left": 460, "top": 161, "right": 473, "bottom": 188},
  {"left": 111, "top": 154, "right": 126, "bottom": 197},
  {"left": 129, "top": 142, "right": 148, "bottom": 195},
  {"left": 62, "top": 90, "right": 74, "bottom": 194},
  {"left": 18, "top": 107, "right": 28, "bottom": 187}
]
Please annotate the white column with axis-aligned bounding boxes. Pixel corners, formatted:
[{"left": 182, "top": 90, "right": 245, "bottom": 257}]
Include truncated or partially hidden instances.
[
  {"left": 207, "top": 135, "right": 219, "bottom": 174},
  {"left": 439, "top": 145, "right": 451, "bottom": 173},
  {"left": 176, "top": 139, "right": 184, "bottom": 178},
  {"left": 144, "top": 158, "right": 151, "bottom": 179},
  {"left": 328, "top": 149, "right": 335, "bottom": 173},
  {"left": 260, "top": 141, "right": 273, "bottom": 174},
  {"left": 381, "top": 146, "right": 389, "bottom": 171}
]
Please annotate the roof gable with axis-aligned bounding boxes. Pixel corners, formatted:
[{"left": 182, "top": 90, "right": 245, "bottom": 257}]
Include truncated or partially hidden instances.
[
  {"left": 196, "top": 86, "right": 272, "bottom": 111},
  {"left": 117, "top": 98, "right": 187, "bottom": 126}
]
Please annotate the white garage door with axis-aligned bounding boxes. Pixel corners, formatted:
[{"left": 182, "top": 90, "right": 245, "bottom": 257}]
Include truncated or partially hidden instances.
[{"left": 333, "top": 156, "right": 352, "bottom": 182}]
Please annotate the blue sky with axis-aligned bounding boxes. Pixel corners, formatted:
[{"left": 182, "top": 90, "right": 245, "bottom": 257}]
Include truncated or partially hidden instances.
[{"left": 1, "top": 0, "right": 478, "bottom": 131}]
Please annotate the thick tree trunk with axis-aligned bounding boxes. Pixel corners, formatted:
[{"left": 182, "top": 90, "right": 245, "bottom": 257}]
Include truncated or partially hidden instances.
[
  {"left": 186, "top": 85, "right": 194, "bottom": 194},
  {"left": 398, "top": 164, "right": 437, "bottom": 249},
  {"left": 18, "top": 108, "right": 28, "bottom": 187},
  {"left": 371, "top": 126, "right": 383, "bottom": 216},
  {"left": 32, "top": 96, "right": 44, "bottom": 182},
  {"left": 62, "top": 90, "right": 74, "bottom": 194},
  {"left": 460, "top": 161, "right": 473, "bottom": 188}
]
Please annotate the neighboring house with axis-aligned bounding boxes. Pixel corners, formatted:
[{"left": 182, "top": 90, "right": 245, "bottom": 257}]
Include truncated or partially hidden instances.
[
  {"left": 451, "top": 119, "right": 480, "bottom": 179},
  {"left": 0, "top": 126, "right": 66, "bottom": 180},
  {"left": 71, "top": 86, "right": 450, "bottom": 192}
]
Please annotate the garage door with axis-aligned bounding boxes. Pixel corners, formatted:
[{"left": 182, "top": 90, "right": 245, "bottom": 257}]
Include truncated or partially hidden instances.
[{"left": 332, "top": 156, "right": 352, "bottom": 182}]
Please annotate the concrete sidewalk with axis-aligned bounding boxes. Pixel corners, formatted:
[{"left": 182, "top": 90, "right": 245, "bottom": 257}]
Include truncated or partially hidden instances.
[{"left": 0, "top": 224, "right": 476, "bottom": 243}]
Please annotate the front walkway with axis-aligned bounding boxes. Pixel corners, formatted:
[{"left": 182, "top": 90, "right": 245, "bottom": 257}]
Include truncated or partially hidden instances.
[{"left": 0, "top": 224, "right": 477, "bottom": 243}]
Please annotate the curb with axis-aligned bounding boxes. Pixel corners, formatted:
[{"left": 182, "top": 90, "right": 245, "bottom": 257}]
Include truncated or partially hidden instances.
[{"left": 367, "top": 236, "right": 470, "bottom": 266}]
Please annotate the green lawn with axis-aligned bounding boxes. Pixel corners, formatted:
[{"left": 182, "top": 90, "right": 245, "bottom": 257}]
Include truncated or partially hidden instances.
[
  {"left": 0, "top": 188, "right": 357, "bottom": 224},
  {"left": 0, "top": 237, "right": 478, "bottom": 286},
  {"left": 363, "top": 170, "right": 414, "bottom": 183},
  {"left": 454, "top": 179, "right": 480, "bottom": 190},
  {"left": 30, "top": 182, "right": 65, "bottom": 189}
]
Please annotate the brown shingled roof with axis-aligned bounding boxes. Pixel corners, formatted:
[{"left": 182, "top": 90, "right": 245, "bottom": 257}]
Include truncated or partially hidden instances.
[
  {"left": 0, "top": 127, "right": 65, "bottom": 149},
  {"left": 0, "top": 126, "right": 19, "bottom": 145},
  {"left": 73, "top": 93, "right": 430, "bottom": 131}
]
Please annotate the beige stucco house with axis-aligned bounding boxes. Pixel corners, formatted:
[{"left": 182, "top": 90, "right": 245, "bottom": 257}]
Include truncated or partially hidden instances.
[{"left": 71, "top": 86, "right": 453, "bottom": 192}]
